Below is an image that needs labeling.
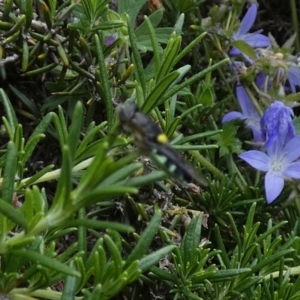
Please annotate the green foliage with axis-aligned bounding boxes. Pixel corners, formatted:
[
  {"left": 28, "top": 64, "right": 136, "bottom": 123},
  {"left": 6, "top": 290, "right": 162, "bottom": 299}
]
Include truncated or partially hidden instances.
[
  {"left": 215, "top": 122, "right": 243, "bottom": 156},
  {"left": 0, "top": 92, "right": 174, "bottom": 298},
  {"left": 1, "top": 0, "right": 300, "bottom": 299}
]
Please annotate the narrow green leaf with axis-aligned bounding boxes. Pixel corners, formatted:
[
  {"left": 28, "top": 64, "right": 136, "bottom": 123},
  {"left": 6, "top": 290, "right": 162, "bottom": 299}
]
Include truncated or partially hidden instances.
[
  {"left": 52, "top": 108, "right": 67, "bottom": 150},
  {"left": 0, "top": 198, "right": 27, "bottom": 230},
  {"left": 90, "top": 284, "right": 103, "bottom": 300},
  {"left": 2, "top": 142, "right": 18, "bottom": 204},
  {"left": 125, "top": 170, "right": 167, "bottom": 187},
  {"left": 236, "top": 277, "right": 262, "bottom": 293},
  {"left": 121, "top": 260, "right": 140, "bottom": 283},
  {"left": 61, "top": 262, "right": 77, "bottom": 300},
  {"left": 174, "top": 32, "right": 207, "bottom": 65},
  {"left": 166, "top": 116, "right": 181, "bottom": 137},
  {"left": 13, "top": 250, "right": 80, "bottom": 276},
  {"left": 127, "top": 15, "right": 146, "bottom": 95},
  {"left": 256, "top": 221, "right": 288, "bottom": 244},
  {"left": 138, "top": 245, "right": 175, "bottom": 272},
  {"left": 241, "top": 243, "right": 258, "bottom": 267},
  {"left": 76, "top": 122, "right": 107, "bottom": 158},
  {"left": 67, "top": 101, "right": 83, "bottom": 162},
  {"left": 244, "top": 222, "right": 260, "bottom": 251},
  {"left": 209, "top": 268, "right": 251, "bottom": 280},
  {"left": 9, "top": 84, "right": 40, "bottom": 118},
  {"left": 98, "top": 162, "right": 143, "bottom": 188},
  {"left": 0, "top": 88, "right": 18, "bottom": 135},
  {"left": 91, "top": 21, "right": 124, "bottom": 31},
  {"left": 1, "top": 117, "right": 13, "bottom": 140},
  {"left": 78, "top": 208, "right": 87, "bottom": 260},
  {"left": 150, "top": 265, "right": 179, "bottom": 284},
  {"left": 245, "top": 202, "right": 257, "bottom": 233},
  {"left": 251, "top": 249, "right": 295, "bottom": 274},
  {"left": 125, "top": 210, "right": 162, "bottom": 267},
  {"left": 180, "top": 214, "right": 203, "bottom": 268},
  {"left": 104, "top": 234, "right": 123, "bottom": 276},
  {"left": 22, "top": 134, "right": 45, "bottom": 164},
  {"left": 94, "top": 33, "right": 113, "bottom": 130},
  {"left": 23, "top": 62, "right": 57, "bottom": 76},
  {"left": 25, "top": 0, "right": 33, "bottom": 28},
  {"left": 52, "top": 146, "right": 72, "bottom": 208},
  {"left": 214, "top": 224, "right": 231, "bottom": 268},
  {"left": 156, "top": 36, "right": 181, "bottom": 82},
  {"left": 142, "top": 71, "right": 180, "bottom": 113},
  {"left": 75, "top": 144, "right": 108, "bottom": 195},
  {"left": 81, "top": 186, "right": 138, "bottom": 208},
  {"left": 69, "top": 219, "right": 134, "bottom": 233},
  {"left": 161, "top": 58, "right": 230, "bottom": 106},
  {"left": 173, "top": 13, "right": 184, "bottom": 33},
  {"left": 144, "top": 14, "right": 161, "bottom": 72}
]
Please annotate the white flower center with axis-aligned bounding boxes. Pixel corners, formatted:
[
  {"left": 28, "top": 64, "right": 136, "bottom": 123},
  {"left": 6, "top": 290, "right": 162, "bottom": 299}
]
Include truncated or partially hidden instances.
[
  {"left": 271, "top": 160, "right": 283, "bottom": 172},
  {"left": 269, "top": 152, "right": 287, "bottom": 174}
]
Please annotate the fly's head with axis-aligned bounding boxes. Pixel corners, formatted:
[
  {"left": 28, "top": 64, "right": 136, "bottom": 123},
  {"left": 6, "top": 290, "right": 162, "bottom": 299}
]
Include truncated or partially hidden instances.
[{"left": 118, "top": 103, "right": 138, "bottom": 126}]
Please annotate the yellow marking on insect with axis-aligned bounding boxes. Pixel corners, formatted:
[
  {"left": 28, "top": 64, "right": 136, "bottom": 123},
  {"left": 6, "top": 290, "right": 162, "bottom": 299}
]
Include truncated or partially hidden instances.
[{"left": 157, "top": 133, "right": 168, "bottom": 144}]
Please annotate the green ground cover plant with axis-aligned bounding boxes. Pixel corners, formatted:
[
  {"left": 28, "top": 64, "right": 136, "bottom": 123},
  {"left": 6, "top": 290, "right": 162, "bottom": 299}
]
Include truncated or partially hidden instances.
[{"left": 1, "top": 0, "right": 300, "bottom": 299}]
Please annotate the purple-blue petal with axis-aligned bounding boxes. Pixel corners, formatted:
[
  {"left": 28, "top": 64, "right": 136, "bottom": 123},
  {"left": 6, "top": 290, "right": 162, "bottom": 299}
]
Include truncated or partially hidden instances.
[
  {"left": 252, "top": 128, "right": 264, "bottom": 143},
  {"left": 105, "top": 36, "right": 116, "bottom": 46},
  {"left": 256, "top": 72, "right": 266, "bottom": 90},
  {"left": 287, "top": 67, "right": 300, "bottom": 93},
  {"left": 236, "top": 85, "right": 255, "bottom": 116},
  {"left": 283, "top": 136, "right": 300, "bottom": 163},
  {"left": 266, "top": 140, "right": 283, "bottom": 158},
  {"left": 243, "top": 33, "right": 270, "bottom": 48},
  {"left": 265, "top": 172, "right": 284, "bottom": 203},
  {"left": 236, "top": 3, "right": 258, "bottom": 36},
  {"left": 261, "top": 101, "right": 295, "bottom": 148},
  {"left": 239, "top": 150, "right": 269, "bottom": 172},
  {"left": 222, "top": 111, "right": 244, "bottom": 123},
  {"left": 229, "top": 47, "right": 241, "bottom": 55},
  {"left": 282, "top": 162, "right": 300, "bottom": 179}
]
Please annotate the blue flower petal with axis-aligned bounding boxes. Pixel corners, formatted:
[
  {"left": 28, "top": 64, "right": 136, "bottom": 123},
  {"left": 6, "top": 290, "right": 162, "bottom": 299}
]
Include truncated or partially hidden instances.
[
  {"left": 282, "top": 162, "right": 300, "bottom": 179},
  {"left": 239, "top": 150, "right": 269, "bottom": 172},
  {"left": 252, "top": 128, "right": 264, "bottom": 143},
  {"left": 236, "top": 85, "right": 253, "bottom": 116},
  {"left": 283, "top": 136, "right": 300, "bottom": 163},
  {"left": 229, "top": 47, "right": 241, "bottom": 55},
  {"left": 105, "top": 36, "right": 116, "bottom": 46},
  {"left": 222, "top": 111, "right": 244, "bottom": 123},
  {"left": 243, "top": 33, "right": 270, "bottom": 48},
  {"left": 236, "top": 3, "right": 258, "bottom": 36},
  {"left": 261, "top": 101, "right": 295, "bottom": 148},
  {"left": 287, "top": 67, "right": 300, "bottom": 93},
  {"left": 265, "top": 172, "right": 284, "bottom": 203}
]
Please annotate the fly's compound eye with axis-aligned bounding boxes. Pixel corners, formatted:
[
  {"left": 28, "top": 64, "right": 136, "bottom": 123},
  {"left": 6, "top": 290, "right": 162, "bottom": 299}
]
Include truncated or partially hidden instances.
[{"left": 118, "top": 103, "right": 139, "bottom": 123}]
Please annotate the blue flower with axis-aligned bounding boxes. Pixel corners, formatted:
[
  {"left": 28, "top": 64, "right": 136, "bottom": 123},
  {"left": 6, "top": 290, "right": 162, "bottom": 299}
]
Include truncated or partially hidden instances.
[
  {"left": 260, "top": 101, "right": 295, "bottom": 148},
  {"left": 105, "top": 36, "right": 116, "bottom": 46},
  {"left": 223, "top": 85, "right": 262, "bottom": 142},
  {"left": 286, "top": 62, "right": 300, "bottom": 93},
  {"left": 239, "top": 136, "right": 300, "bottom": 203},
  {"left": 230, "top": 3, "right": 270, "bottom": 56}
]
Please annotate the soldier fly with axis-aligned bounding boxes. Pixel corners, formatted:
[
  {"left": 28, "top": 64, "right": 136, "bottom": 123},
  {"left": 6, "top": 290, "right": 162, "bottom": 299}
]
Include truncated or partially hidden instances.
[{"left": 118, "top": 103, "right": 208, "bottom": 187}]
